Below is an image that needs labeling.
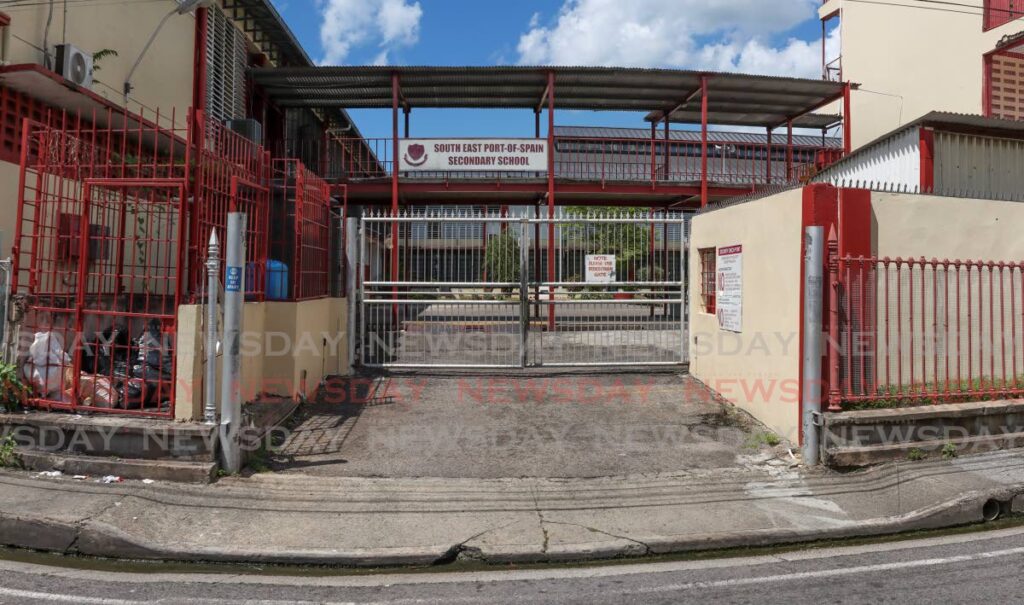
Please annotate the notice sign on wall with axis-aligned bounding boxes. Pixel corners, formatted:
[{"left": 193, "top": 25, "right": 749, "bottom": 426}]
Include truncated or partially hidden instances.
[
  {"left": 399, "top": 139, "right": 548, "bottom": 172},
  {"left": 717, "top": 245, "right": 743, "bottom": 332},
  {"left": 585, "top": 254, "right": 616, "bottom": 283}
]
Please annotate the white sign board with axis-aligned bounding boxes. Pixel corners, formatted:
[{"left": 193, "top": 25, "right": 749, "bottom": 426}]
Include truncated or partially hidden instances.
[
  {"left": 717, "top": 245, "right": 742, "bottom": 332},
  {"left": 585, "top": 254, "right": 616, "bottom": 283},
  {"left": 398, "top": 139, "right": 548, "bottom": 172}
]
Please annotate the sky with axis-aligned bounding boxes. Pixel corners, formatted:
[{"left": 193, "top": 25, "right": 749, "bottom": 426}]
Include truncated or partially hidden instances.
[{"left": 269, "top": 0, "right": 838, "bottom": 138}]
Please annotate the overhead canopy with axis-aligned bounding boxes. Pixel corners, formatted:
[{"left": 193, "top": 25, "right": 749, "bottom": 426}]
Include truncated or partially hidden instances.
[{"left": 251, "top": 65, "right": 852, "bottom": 129}]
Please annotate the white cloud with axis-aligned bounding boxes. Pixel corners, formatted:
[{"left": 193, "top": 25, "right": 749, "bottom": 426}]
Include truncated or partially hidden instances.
[
  {"left": 319, "top": 0, "right": 423, "bottom": 65},
  {"left": 517, "top": 0, "right": 832, "bottom": 78}
]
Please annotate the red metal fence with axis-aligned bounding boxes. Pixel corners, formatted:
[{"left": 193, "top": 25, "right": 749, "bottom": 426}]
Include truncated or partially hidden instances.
[
  {"left": 828, "top": 252, "right": 1024, "bottom": 408},
  {"left": 269, "top": 159, "right": 332, "bottom": 300},
  {"left": 189, "top": 110, "right": 271, "bottom": 301},
  {"left": 12, "top": 109, "right": 189, "bottom": 417}
]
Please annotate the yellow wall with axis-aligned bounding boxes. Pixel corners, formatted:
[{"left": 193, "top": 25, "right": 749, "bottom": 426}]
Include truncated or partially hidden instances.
[
  {"left": 872, "top": 192, "right": 1024, "bottom": 261},
  {"left": 2, "top": 0, "right": 197, "bottom": 120},
  {"left": 175, "top": 298, "right": 349, "bottom": 421},
  {"left": 688, "top": 189, "right": 804, "bottom": 441},
  {"left": 822, "top": 0, "right": 1024, "bottom": 149}
]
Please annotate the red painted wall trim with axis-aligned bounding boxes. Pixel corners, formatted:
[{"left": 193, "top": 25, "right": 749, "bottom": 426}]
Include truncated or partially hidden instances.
[{"left": 919, "top": 127, "right": 935, "bottom": 194}]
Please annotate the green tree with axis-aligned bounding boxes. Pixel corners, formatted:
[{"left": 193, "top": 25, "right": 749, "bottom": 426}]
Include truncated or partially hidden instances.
[
  {"left": 483, "top": 231, "right": 521, "bottom": 283},
  {"left": 563, "top": 207, "right": 651, "bottom": 282}
]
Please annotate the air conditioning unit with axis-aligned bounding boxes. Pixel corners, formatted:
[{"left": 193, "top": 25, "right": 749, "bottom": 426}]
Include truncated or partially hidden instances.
[
  {"left": 55, "top": 44, "right": 93, "bottom": 88},
  {"left": 225, "top": 119, "right": 263, "bottom": 145}
]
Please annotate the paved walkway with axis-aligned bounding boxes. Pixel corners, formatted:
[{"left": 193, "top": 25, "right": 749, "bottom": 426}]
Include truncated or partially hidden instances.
[
  {"left": 1, "top": 450, "right": 1022, "bottom": 566},
  {"left": 271, "top": 373, "right": 753, "bottom": 477}
]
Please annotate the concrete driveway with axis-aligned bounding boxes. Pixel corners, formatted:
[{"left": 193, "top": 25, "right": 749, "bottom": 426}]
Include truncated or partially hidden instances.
[{"left": 270, "top": 371, "right": 767, "bottom": 478}]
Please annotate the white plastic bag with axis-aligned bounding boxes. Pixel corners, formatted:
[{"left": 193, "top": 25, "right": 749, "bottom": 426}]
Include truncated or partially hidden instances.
[{"left": 23, "top": 331, "right": 70, "bottom": 399}]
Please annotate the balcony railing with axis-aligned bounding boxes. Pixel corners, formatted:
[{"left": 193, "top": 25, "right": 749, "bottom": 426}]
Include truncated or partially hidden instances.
[{"left": 271, "top": 135, "right": 842, "bottom": 187}]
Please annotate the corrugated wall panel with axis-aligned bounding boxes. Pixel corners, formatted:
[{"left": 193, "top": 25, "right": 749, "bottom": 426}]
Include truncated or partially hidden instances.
[
  {"left": 934, "top": 131, "right": 1024, "bottom": 200},
  {"left": 814, "top": 127, "right": 920, "bottom": 191}
]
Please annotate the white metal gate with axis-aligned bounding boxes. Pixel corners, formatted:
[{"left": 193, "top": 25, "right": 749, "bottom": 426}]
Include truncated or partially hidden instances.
[{"left": 356, "top": 210, "right": 689, "bottom": 368}]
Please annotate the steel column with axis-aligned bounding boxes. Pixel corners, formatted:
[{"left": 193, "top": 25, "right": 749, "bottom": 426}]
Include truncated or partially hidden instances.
[
  {"left": 786, "top": 120, "right": 794, "bottom": 182},
  {"left": 650, "top": 121, "right": 657, "bottom": 183},
  {"left": 546, "top": 70, "right": 556, "bottom": 330},
  {"left": 663, "top": 119, "right": 670, "bottom": 180},
  {"left": 700, "top": 76, "right": 709, "bottom": 208},
  {"left": 766, "top": 128, "right": 773, "bottom": 184},
  {"left": 843, "top": 82, "right": 852, "bottom": 154},
  {"left": 391, "top": 73, "right": 400, "bottom": 320}
]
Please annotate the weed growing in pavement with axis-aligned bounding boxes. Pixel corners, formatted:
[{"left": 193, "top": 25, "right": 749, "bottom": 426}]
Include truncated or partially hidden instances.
[
  {"left": 0, "top": 361, "right": 27, "bottom": 413},
  {"left": 746, "top": 431, "right": 782, "bottom": 449},
  {"left": 907, "top": 448, "right": 926, "bottom": 461},
  {"left": 942, "top": 442, "right": 959, "bottom": 460},
  {"left": 0, "top": 435, "right": 21, "bottom": 468}
]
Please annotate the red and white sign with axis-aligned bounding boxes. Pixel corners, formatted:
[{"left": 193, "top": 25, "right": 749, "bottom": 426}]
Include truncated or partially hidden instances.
[
  {"left": 399, "top": 139, "right": 548, "bottom": 172},
  {"left": 585, "top": 254, "right": 616, "bottom": 283},
  {"left": 717, "top": 245, "right": 742, "bottom": 332}
]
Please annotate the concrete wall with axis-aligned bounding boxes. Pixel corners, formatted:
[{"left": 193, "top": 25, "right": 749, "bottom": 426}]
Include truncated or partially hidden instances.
[
  {"left": 175, "top": 297, "right": 349, "bottom": 421},
  {"left": 688, "top": 189, "right": 804, "bottom": 441},
  {"left": 821, "top": 0, "right": 1024, "bottom": 149},
  {"left": 871, "top": 192, "right": 1024, "bottom": 261}
]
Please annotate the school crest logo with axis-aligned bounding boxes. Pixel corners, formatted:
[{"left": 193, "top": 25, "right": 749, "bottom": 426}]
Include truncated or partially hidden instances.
[{"left": 404, "top": 144, "right": 427, "bottom": 167}]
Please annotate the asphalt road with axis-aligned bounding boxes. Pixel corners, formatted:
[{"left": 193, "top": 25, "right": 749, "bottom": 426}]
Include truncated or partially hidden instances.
[{"left": 2, "top": 523, "right": 1024, "bottom": 604}]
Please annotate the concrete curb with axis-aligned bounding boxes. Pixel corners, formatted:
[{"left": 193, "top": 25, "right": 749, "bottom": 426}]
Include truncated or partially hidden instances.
[{"left": 0, "top": 485, "right": 1019, "bottom": 567}]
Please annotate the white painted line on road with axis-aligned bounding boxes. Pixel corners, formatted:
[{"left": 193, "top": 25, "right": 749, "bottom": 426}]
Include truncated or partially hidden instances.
[
  {"left": 639, "top": 545, "right": 1024, "bottom": 594},
  {"left": 2, "top": 524, "right": 1024, "bottom": 591},
  {"left": 0, "top": 586, "right": 364, "bottom": 605}
]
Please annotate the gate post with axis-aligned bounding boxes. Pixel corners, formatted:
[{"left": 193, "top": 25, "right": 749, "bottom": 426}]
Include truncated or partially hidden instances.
[
  {"left": 827, "top": 226, "right": 842, "bottom": 411},
  {"left": 680, "top": 225, "right": 688, "bottom": 363},
  {"left": 519, "top": 218, "right": 529, "bottom": 368},
  {"left": 346, "top": 215, "right": 359, "bottom": 373}
]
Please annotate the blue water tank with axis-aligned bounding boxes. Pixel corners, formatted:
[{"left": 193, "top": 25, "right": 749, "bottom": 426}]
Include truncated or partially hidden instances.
[{"left": 265, "top": 259, "right": 289, "bottom": 300}]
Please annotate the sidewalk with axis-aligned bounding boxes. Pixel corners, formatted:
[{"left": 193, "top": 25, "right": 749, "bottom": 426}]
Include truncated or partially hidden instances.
[{"left": 1, "top": 450, "right": 1023, "bottom": 566}]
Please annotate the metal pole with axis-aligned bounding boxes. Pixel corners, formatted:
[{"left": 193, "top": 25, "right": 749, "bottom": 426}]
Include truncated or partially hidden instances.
[
  {"left": 700, "top": 76, "right": 709, "bottom": 208},
  {"left": 802, "top": 226, "right": 825, "bottom": 465},
  {"left": 346, "top": 215, "right": 359, "bottom": 373},
  {"left": 519, "top": 218, "right": 529, "bottom": 368},
  {"left": 204, "top": 229, "right": 220, "bottom": 425},
  {"left": 219, "top": 212, "right": 245, "bottom": 474}
]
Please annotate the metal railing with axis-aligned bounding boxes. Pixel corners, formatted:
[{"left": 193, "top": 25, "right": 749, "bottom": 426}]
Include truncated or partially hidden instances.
[
  {"left": 301, "top": 135, "right": 840, "bottom": 185},
  {"left": 357, "top": 209, "right": 689, "bottom": 368},
  {"left": 828, "top": 252, "right": 1024, "bottom": 408}
]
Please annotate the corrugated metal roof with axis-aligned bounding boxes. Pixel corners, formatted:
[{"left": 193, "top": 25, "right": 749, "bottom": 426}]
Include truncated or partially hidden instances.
[
  {"left": 553, "top": 125, "right": 842, "bottom": 147},
  {"left": 814, "top": 111, "right": 1024, "bottom": 182},
  {"left": 251, "top": 65, "right": 854, "bottom": 128}
]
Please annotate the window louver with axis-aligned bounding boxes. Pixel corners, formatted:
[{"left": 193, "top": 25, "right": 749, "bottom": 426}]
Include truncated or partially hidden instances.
[{"left": 205, "top": 6, "right": 247, "bottom": 123}]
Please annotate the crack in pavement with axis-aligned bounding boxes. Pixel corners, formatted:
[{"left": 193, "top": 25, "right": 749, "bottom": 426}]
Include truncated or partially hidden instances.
[{"left": 539, "top": 519, "right": 653, "bottom": 555}]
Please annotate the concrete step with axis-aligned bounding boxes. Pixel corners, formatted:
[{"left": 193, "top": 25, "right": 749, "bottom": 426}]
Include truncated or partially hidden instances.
[
  {"left": 15, "top": 448, "right": 218, "bottom": 484},
  {"left": 0, "top": 412, "right": 217, "bottom": 462}
]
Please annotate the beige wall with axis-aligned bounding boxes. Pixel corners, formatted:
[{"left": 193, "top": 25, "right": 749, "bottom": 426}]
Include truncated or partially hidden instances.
[
  {"left": 0, "top": 161, "right": 19, "bottom": 255},
  {"left": 175, "top": 298, "right": 350, "bottom": 421},
  {"left": 872, "top": 192, "right": 1024, "bottom": 261},
  {"left": 2, "top": 0, "right": 196, "bottom": 120},
  {"left": 821, "top": 0, "right": 1024, "bottom": 149},
  {"left": 688, "top": 189, "right": 804, "bottom": 441}
]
